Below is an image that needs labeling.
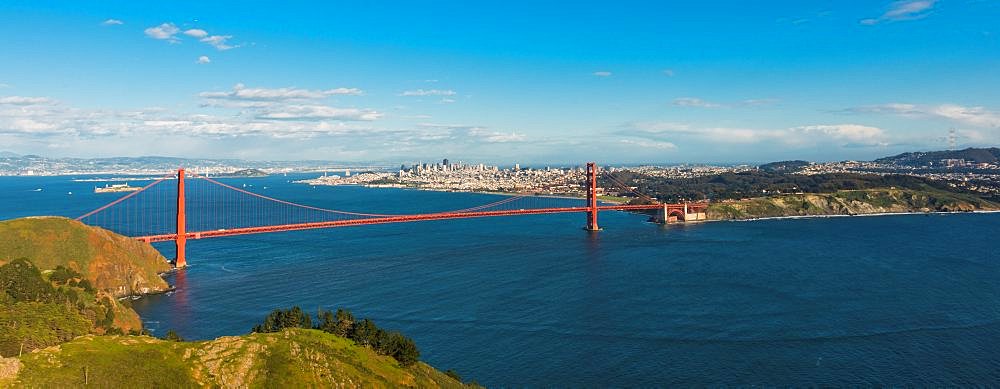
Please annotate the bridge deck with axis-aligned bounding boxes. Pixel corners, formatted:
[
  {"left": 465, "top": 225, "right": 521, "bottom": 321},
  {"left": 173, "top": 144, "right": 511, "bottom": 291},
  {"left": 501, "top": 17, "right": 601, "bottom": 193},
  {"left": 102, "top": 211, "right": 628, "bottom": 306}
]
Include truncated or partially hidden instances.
[{"left": 134, "top": 203, "right": 703, "bottom": 242}]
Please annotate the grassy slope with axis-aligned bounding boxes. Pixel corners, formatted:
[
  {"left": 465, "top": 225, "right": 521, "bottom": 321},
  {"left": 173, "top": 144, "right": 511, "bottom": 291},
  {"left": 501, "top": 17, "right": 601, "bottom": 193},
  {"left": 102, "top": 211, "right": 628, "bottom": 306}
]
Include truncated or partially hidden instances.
[
  {"left": 707, "top": 188, "right": 1000, "bottom": 220},
  {"left": 8, "top": 329, "right": 468, "bottom": 388},
  {"left": 0, "top": 217, "right": 171, "bottom": 296}
]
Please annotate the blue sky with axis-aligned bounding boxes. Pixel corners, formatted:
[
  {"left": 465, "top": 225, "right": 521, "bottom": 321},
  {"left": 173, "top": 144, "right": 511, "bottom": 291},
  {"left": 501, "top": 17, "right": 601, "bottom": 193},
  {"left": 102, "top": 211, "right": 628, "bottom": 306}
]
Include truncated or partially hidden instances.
[{"left": 0, "top": 1, "right": 997, "bottom": 164}]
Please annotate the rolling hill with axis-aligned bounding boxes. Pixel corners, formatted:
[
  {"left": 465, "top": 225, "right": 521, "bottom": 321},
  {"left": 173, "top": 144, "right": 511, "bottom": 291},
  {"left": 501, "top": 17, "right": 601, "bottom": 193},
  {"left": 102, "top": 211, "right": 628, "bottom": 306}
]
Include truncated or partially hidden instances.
[
  {"left": 0, "top": 217, "right": 172, "bottom": 297},
  {"left": 2, "top": 329, "right": 471, "bottom": 388}
]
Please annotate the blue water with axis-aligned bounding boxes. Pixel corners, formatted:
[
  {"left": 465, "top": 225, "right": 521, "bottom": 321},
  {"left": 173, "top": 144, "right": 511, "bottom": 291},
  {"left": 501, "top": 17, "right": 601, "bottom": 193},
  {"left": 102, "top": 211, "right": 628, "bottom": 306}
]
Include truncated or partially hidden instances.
[{"left": 2, "top": 174, "right": 999, "bottom": 386}]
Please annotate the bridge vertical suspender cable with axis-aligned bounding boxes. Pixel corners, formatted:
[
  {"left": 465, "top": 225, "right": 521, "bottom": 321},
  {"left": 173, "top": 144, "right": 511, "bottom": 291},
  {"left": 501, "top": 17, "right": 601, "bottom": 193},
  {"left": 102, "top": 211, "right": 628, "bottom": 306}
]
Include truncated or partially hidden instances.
[{"left": 75, "top": 164, "right": 708, "bottom": 268}]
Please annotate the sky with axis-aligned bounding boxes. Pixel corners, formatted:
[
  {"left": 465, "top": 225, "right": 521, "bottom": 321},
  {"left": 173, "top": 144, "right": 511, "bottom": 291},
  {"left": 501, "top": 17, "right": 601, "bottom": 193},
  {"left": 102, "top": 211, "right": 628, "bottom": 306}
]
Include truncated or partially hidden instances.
[{"left": 0, "top": 0, "right": 998, "bottom": 164}]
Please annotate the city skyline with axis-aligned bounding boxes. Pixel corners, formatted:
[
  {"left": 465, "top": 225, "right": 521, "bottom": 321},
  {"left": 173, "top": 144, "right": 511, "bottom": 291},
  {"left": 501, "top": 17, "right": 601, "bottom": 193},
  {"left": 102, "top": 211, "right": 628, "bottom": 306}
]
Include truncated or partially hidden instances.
[{"left": 1, "top": 1, "right": 998, "bottom": 164}]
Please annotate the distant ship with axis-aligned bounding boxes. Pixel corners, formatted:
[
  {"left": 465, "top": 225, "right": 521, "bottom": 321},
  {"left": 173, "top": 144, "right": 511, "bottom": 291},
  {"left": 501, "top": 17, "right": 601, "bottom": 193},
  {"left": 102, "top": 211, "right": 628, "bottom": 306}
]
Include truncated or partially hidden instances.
[{"left": 94, "top": 183, "right": 142, "bottom": 194}]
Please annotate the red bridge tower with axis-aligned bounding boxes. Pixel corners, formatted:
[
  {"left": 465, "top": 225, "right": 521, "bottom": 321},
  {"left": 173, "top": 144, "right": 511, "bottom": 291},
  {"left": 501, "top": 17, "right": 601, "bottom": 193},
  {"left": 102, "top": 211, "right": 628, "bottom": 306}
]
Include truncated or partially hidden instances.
[
  {"left": 585, "top": 162, "right": 600, "bottom": 231},
  {"left": 175, "top": 168, "right": 187, "bottom": 268}
]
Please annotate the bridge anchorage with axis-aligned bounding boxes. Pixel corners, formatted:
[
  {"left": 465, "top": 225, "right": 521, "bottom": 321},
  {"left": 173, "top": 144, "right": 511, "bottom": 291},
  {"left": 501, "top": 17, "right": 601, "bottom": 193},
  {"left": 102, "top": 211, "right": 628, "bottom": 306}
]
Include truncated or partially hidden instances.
[{"left": 76, "top": 162, "right": 707, "bottom": 268}]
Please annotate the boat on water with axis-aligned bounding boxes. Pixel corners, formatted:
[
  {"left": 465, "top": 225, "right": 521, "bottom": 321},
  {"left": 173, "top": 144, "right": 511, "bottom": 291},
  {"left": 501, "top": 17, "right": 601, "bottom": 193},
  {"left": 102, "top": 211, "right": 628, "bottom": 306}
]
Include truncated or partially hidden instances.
[{"left": 94, "top": 182, "right": 142, "bottom": 194}]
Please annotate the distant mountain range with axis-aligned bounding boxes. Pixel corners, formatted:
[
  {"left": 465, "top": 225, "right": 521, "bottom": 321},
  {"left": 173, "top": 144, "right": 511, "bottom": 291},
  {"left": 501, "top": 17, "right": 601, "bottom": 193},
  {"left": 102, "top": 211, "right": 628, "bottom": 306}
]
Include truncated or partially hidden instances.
[
  {"left": 0, "top": 153, "right": 392, "bottom": 175},
  {"left": 755, "top": 148, "right": 1000, "bottom": 171},
  {"left": 874, "top": 147, "right": 1000, "bottom": 167}
]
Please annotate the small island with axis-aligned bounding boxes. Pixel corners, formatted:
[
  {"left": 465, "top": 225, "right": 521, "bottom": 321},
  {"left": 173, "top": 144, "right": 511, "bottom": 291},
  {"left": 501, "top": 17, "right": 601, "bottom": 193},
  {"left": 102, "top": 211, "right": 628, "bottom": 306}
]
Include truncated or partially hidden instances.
[{"left": 211, "top": 168, "right": 269, "bottom": 178}]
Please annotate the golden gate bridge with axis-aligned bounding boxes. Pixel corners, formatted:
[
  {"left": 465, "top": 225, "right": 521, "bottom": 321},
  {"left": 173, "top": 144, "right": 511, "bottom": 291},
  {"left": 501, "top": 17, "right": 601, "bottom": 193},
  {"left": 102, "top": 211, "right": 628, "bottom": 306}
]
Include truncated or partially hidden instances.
[{"left": 76, "top": 162, "right": 706, "bottom": 268}]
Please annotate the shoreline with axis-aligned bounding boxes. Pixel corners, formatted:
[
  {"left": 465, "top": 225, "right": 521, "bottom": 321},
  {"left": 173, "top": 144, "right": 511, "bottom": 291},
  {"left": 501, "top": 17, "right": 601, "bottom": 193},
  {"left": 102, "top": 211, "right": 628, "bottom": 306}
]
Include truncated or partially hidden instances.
[
  {"left": 302, "top": 180, "right": 608, "bottom": 203},
  {"left": 708, "top": 209, "right": 1000, "bottom": 223}
]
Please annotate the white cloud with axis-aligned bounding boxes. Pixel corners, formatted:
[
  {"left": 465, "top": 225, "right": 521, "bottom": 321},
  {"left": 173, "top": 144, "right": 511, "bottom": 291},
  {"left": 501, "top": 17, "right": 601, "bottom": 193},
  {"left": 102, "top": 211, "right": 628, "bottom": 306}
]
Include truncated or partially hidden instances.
[
  {"left": 144, "top": 24, "right": 239, "bottom": 50},
  {"left": 482, "top": 131, "right": 526, "bottom": 143},
  {"left": 846, "top": 102, "right": 1000, "bottom": 128},
  {"left": 0, "top": 83, "right": 9, "bottom": 89},
  {"left": 196, "top": 84, "right": 379, "bottom": 122},
  {"left": 790, "top": 124, "right": 887, "bottom": 146},
  {"left": 672, "top": 97, "right": 722, "bottom": 108},
  {"left": 144, "top": 22, "right": 180, "bottom": 41},
  {"left": 619, "top": 139, "right": 677, "bottom": 150},
  {"left": 662, "top": 69, "right": 675, "bottom": 77},
  {"left": 184, "top": 29, "right": 208, "bottom": 38},
  {"left": 592, "top": 71, "right": 612, "bottom": 77},
  {"left": 2, "top": 118, "right": 62, "bottom": 134},
  {"left": 861, "top": 0, "right": 937, "bottom": 25},
  {"left": 326, "top": 87, "right": 364, "bottom": 95},
  {"left": 200, "top": 35, "right": 235, "bottom": 50},
  {"left": 0, "top": 96, "right": 54, "bottom": 105},
  {"left": 102, "top": 19, "right": 124, "bottom": 26},
  {"left": 196, "top": 55, "right": 211, "bottom": 64},
  {"left": 416, "top": 123, "right": 527, "bottom": 144},
  {"left": 256, "top": 105, "right": 381, "bottom": 121},
  {"left": 846, "top": 103, "right": 921, "bottom": 115},
  {"left": 625, "top": 122, "right": 886, "bottom": 147},
  {"left": 400, "top": 89, "right": 457, "bottom": 96},
  {"left": 440, "top": 98, "right": 456, "bottom": 103},
  {"left": 741, "top": 98, "right": 780, "bottom": 106},
  {"left": 200, "top": 84, "right": 363, "bottom": 103},
  {"left": 0, "top": 100, "right": 381, "bottom": 140},
  {"left": 930, "top": 104, "right": 1000, "bottom": 128},
  {"left": 1, "top": 97, "right": 544, "bottom": 159}
]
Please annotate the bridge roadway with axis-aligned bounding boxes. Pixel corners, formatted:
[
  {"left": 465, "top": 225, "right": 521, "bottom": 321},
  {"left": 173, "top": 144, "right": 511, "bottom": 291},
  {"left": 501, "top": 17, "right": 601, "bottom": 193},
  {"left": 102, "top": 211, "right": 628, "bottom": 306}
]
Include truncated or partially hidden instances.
[{"left": 135, "top": 203, "right": 700, "bottom": 243}]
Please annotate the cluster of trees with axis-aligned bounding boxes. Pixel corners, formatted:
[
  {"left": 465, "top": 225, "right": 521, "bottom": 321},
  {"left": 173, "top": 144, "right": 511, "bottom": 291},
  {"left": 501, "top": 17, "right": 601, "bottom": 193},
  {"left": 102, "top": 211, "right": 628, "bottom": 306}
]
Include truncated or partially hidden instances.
[
  {"left": 251, "top": 306, "right": 420, "bottom": 367},
  {"left": 0, "top": 258, "right": 109, "bottom": 356},
  {"left": 47, "top": 265, "right": 94, "bottom": 292},
  {"left": 604, "top": 171, "right": 969, "bottom": 203},
  {"left": 0, "top": 258, "right": 122, "bottom": 329},
  {"left": 0, "top": 258, "right": 65, "bottom": 303}
]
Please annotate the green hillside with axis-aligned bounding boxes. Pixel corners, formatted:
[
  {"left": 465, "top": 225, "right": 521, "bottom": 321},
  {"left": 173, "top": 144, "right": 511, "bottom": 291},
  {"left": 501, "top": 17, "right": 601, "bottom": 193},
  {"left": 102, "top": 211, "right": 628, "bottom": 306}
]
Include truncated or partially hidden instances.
[
  {"left": 0, "top": 217, "right": 172, "bottom": 297},
  {"left": 707, "top": 188, "right": 1000, "bottom": 219},
  {"left": 2, "top": 329, "right": 470, "bottom": 388},
  {"left": 0, "top": 219, "right": 477, "bottom": 386},
  {"left": 0, "top": 257, "right": 144, "bottom": 354},
  {"left": 875, "top": 147, "right": 1000, "bottom": 166}
]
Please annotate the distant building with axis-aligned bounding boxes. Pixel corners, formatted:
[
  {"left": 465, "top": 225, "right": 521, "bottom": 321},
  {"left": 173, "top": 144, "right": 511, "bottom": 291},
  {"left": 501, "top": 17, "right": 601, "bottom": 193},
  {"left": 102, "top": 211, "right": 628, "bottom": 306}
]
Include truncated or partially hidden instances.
[{"left": 443, "top": 158, "right": 449, "bottom": 166}]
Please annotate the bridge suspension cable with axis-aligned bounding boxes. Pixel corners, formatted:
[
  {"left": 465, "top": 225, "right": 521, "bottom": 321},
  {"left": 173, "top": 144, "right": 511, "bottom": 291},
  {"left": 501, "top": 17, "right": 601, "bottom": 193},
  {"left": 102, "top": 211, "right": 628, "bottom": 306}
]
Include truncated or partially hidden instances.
[{"left": 74, "top": 164, "right": 707, "bottom": 269}]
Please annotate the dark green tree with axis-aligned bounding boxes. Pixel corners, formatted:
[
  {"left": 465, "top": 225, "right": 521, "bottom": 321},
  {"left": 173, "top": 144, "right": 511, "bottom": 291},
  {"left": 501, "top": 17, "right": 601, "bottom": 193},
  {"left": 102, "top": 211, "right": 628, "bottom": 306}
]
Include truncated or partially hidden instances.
[
  {"left": 317, "top": 308, "right": 357, "bottom": 338},
  {"left": 316, "top": 309, "right": 337, "bottom": 333},
  {"left": 350, "top": 318, "right": 379, "bottom": 347},
  {"left": 163, "top": 330, "right": 184, "bottom": 342},
  {"left": 387, "top": 332, "right": 420, "bottom": 367},
  {"left": 0, "top": 258, "right": 60, "bottom": 303},
  {"left": 333, "top": 309, "right": 355, "bottom": 338},
  {"left": 251, "top": 306, "right": 312, "bottom": 333}
]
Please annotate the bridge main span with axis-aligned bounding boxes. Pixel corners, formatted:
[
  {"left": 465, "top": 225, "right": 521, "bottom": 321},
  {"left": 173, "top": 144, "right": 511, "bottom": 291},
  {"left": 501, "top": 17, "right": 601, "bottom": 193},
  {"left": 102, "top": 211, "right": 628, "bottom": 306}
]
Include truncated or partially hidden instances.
[{"left": 78, "top": 162, "right": 707, "bottom": 268}]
